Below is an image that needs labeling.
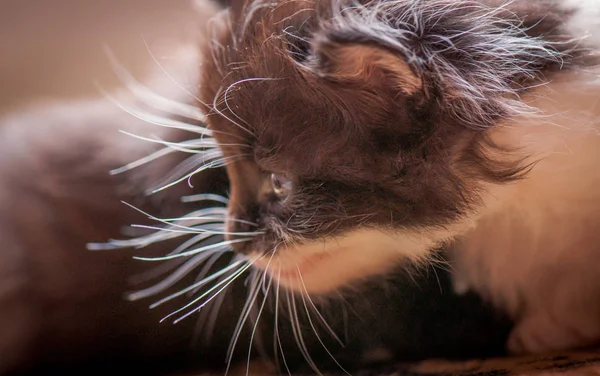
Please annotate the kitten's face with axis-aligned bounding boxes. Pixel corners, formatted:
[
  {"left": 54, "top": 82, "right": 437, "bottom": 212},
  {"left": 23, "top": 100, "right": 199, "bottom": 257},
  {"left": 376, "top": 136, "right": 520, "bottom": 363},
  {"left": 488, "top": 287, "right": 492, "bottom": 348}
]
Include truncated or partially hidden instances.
[{"left": 198, "top": 0, "right": 565, "bottom": 294}]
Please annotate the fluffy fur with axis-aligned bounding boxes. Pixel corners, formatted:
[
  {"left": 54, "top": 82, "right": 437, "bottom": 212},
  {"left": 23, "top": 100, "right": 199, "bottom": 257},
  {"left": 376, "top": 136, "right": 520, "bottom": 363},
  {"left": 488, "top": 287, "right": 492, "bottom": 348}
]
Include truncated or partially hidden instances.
[{"left": 192, "top": 0, "right": 600, "bottom": 355}]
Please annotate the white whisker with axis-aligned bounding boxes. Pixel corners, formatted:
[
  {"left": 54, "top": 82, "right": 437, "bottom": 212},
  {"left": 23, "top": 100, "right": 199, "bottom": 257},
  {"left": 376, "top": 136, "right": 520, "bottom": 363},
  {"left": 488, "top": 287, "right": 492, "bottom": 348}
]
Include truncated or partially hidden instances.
[
  {"left": 166, "top": 216, "right": 254, "bottom": 226},
  {"left": 127, "top": 249, "right": 225, "bottom": 301},
  {"left": 297, "top": 271, "right": 350, "bottom": 375},
  {"left": 187, "top": 251, "right": 229, "bottom": 297},
  {"left": 246, "top": 272, "right": 273, "bottom": 376},
  {"left": 239, "top": 1, "right": 278, "bottom": 42},
  {"left": 297, "top": 267, "right": 344, "bottom": 347},
  {"left": 104, "top": 45, "right": 209, "bottom": 122},
  {"left": 148, "top": 154, "right": 247, "bottom": 194},
  {"left": 166, "top": 234, "right": 225, "bottom": 259},
  {"left": 195, "top": 272, "right": 230, "bottom": 346},
  {"left": 211, "top": 84, "right": 256, "bottom": 137},
  {"left": 116, "top": 130, "right": 218, "bottom": 154},
  {"left": 176, "top": 260, "right": 255, "bottom": 325},
  {"left": 127, "top": 257, "right": 188, "bottom": 285},
  {"left": 286, "top": 289, "right": 321, "bottom": 375},
  {"left": 133, "top": 238, "right": 252, "bottom": 261},
  {"left": 181, "top": 193, "right": 229, "bottom": 205},
  {"left": 226, "top": 268, "right": 262, "bottom": 374},
  {"left": 88, "top": 222, "right": 223, "bottom": 251},
  {"left": 274, "top": 272, "right": 292, "bottom": 376},
  {"left": 111, "top": 146, "right": 175, "bottom": 175},
  {"left": 161, "top": 258, "right": 255, "bottom": 323},
  {"left": 222, "top": 77, "right": 279, "bottom": 131},
  {"left": 96, "top": 86, "right": 213, "bottom": 136},
  {"left": 109, "top": 137, "right": 233, "bottom": 176},
  {"left": 130, "top": 222, "right": 260, "bottom": 237},
  {"left": 140, "top": 37, "right": 209, "bottom": 107},
  {"left": 150, "top": 258, "right": 246, "bottom": 309}
]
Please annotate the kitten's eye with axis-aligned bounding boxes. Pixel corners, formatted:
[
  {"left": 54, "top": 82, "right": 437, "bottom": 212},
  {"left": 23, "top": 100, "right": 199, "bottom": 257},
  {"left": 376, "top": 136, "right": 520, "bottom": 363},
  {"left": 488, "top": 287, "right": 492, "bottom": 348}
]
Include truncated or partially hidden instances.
[{"left": 271, "top": 173, "right": 293, "bottom": 199}]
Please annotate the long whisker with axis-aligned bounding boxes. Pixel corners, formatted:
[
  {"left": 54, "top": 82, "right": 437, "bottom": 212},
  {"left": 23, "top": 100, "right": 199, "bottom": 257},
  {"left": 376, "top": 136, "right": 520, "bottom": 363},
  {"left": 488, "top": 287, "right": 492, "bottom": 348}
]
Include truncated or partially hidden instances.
[
  {"left": 226, "top": 268, "right": 262, "bottom": 374},
  {"left": 297, "top": 270, "right": 350, "bottom": 375},
  {"left": 166, "top": 233, "right": 226, "bottom": 256},
  {"left": 104, "top": 45, "right": 209, "bottom": 122},
  {"left": 148, "top": 154, "right": 247, "bottom": 194},
  {"left": 121, "top": 201, "right": 262, "bottom": 236},
  {"left": 187, "top": 251, "right": 229, "bottom": 297},
  {"left": 180, "top": 193, "right": 230, "bottom": 205},
  {"left": 111, "top": 146, "right": 175, "bottom": 175},
  {"left": 127, "top": 257, "right": 188, "bottom": 285},
  {"left": 88, "top": 226, "right": 221, "bottom": 251},
  {"left": 165, "top": 216, "right": 255, "bottom": 226},
  {"left": 88, "top": 205, "right": 232, "bottom": 252},
  {"left": 127, "top": 249, "right": 225, "bottom": 301},
  {"left": 286, "top": 289, "right": 321, "bottom": 375},
  {"left": 116, "top": 130, "right": 219, "bottom": 154},
  {"left": 133, "top": 238, "right": 252, "bottom": 261},
  {"left": 197, "top": 275, "right": 230, "bottom": 345},
  {"left": 150, "top": 258, "right": 247, "bottom": 309},
  {"left": 296, "top": 267, "right": 344, "bottom": 347},
  {"left": 212, "top": 83, "right": 256, "bottom": 137},
  {"left": 177, "top": 258, "right": 254, "bottom": 324},
  {"left": 162, "top": 258, "right": 255, "bottom": 323},
  {"left": 274, "top": 271, "right": 292, "bottom": 376},
  {"left": 222, "top": 77, "right": 279, "bottom": 130},
  {"left": 246, "top": 272, "right": 273, "bottom": 376},
  {"left": 129, "top": 220, "right": 260, "bottom": 237},
  {"left": 96, "top": 86, "right": 212, "bottom": 136},
  {"left": 140, "top": 37, "right": 209, "bottom": 107}
]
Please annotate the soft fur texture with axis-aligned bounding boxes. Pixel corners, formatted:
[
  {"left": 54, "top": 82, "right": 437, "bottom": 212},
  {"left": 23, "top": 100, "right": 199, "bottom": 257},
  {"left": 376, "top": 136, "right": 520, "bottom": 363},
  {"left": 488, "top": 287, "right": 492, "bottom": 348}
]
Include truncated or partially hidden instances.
[
  {"left": 0, "top": 3, "right": 512, "bottom": 375},
  {"left": 196, "top": 0, "right": 600, "bottom": 355}
]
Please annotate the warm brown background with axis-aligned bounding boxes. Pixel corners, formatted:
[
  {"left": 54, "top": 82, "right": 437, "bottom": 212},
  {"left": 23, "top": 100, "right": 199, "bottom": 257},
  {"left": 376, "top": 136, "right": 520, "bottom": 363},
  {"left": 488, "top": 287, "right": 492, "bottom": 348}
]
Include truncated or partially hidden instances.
[{"left": 0, "top": 0, "right": 210, "bottom": 115}]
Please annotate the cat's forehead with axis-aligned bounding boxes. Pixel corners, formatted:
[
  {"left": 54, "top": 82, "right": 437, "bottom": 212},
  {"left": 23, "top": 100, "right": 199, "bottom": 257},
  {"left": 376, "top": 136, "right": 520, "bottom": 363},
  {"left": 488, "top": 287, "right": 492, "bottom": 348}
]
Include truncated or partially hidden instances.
[
  {"left": 199, "top": 0, "right": 572, "bottom": 181},
  {"left": 206, "top": 72, "right": 401, "bottom": 179},
  {"left": 200, "top": 0, "right": 421, "bottom": 178},
  {"left": 227, "top": 0, "right": 319, "bottom": 27}
]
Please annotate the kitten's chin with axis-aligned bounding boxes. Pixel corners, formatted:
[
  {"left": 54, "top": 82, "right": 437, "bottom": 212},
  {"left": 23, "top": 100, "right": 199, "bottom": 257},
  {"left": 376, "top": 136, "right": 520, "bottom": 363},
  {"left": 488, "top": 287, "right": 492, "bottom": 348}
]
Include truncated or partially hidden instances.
[{"left": 250, "top": 228, "right": 444, "bottom": 295}]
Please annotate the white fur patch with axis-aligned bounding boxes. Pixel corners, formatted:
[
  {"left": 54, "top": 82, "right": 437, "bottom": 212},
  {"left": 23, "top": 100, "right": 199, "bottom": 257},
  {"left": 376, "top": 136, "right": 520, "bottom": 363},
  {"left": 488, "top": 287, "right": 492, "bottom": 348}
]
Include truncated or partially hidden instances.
[
  {"left": 251, "top": 222, "right": 477, "bottom": 294},
  {"left": 563, "top": 0, "right": 600, "bottom": 48},
  {"left": 451, "top": 66, "right": 600, "bottom": 353}
]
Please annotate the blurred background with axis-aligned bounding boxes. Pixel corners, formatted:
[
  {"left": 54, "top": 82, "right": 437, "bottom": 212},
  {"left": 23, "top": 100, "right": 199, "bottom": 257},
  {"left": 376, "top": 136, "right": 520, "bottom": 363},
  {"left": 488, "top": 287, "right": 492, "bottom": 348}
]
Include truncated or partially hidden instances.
[
  {"left": 0, "top": 0, "right": 209, "bottom": 115},
  {"left": 0, "top": 2, "right": 228, "bottom": 373}
]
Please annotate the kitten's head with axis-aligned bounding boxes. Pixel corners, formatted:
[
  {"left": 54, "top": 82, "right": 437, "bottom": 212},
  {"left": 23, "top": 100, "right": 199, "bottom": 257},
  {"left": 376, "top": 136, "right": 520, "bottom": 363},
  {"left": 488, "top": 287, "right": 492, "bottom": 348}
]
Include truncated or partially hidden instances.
[{"left": 198, "top": 0, "right": 571, "bottom": 294}]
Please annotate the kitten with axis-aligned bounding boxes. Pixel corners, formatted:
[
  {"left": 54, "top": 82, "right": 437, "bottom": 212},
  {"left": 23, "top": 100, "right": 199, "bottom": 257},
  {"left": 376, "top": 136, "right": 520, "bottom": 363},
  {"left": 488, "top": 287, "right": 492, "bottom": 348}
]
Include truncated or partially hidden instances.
[
  {"left": 5, "top": 0, "right": 600, "bottom": 374},
  {"left": 191, "top": 0, "right": 600, "bottom": 356},
  {"left": 0, "top": 2, "right": 510, "bottom": 375}
]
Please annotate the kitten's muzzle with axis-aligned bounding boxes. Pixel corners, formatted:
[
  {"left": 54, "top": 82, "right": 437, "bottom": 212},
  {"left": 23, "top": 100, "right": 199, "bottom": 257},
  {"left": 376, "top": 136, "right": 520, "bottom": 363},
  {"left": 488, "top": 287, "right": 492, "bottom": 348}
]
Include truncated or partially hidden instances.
[{"left": 225, "top": 208, "right": 257, "bottom": 254}]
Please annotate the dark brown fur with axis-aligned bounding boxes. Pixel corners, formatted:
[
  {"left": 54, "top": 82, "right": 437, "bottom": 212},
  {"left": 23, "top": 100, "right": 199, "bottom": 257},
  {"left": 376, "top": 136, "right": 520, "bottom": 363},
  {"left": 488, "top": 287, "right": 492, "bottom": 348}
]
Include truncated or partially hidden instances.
[{"left": 199, "top": 0, "right": 582, "bottom": 253}]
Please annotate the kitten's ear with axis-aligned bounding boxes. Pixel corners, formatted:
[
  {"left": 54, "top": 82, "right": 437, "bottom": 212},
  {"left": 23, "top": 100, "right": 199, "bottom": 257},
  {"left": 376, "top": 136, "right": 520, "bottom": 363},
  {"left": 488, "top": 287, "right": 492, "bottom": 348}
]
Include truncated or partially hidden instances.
[{"left": 311, "top": 41, "right": 423, "bottom": 96}]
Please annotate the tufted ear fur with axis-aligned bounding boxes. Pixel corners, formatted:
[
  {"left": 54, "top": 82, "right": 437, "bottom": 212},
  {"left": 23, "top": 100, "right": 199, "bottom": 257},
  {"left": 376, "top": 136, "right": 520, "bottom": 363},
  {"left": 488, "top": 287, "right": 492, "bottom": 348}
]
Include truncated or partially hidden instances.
[
  {"left": 312, "top": 41, "right": 423, "bottom": 96},
  {"left": 292, "top": 0, "right": 577, "bottom": 131}
]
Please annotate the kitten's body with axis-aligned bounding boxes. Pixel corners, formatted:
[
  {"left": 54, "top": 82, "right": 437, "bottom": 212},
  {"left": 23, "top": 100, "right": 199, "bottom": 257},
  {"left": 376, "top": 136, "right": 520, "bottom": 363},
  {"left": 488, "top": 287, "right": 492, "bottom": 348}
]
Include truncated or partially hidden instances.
[
  {"left": 453, "top": 3, "right": 600, "bottom": 351},
  {"left": 455, "top": 66, "right": 600, "bottom": 352}
]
